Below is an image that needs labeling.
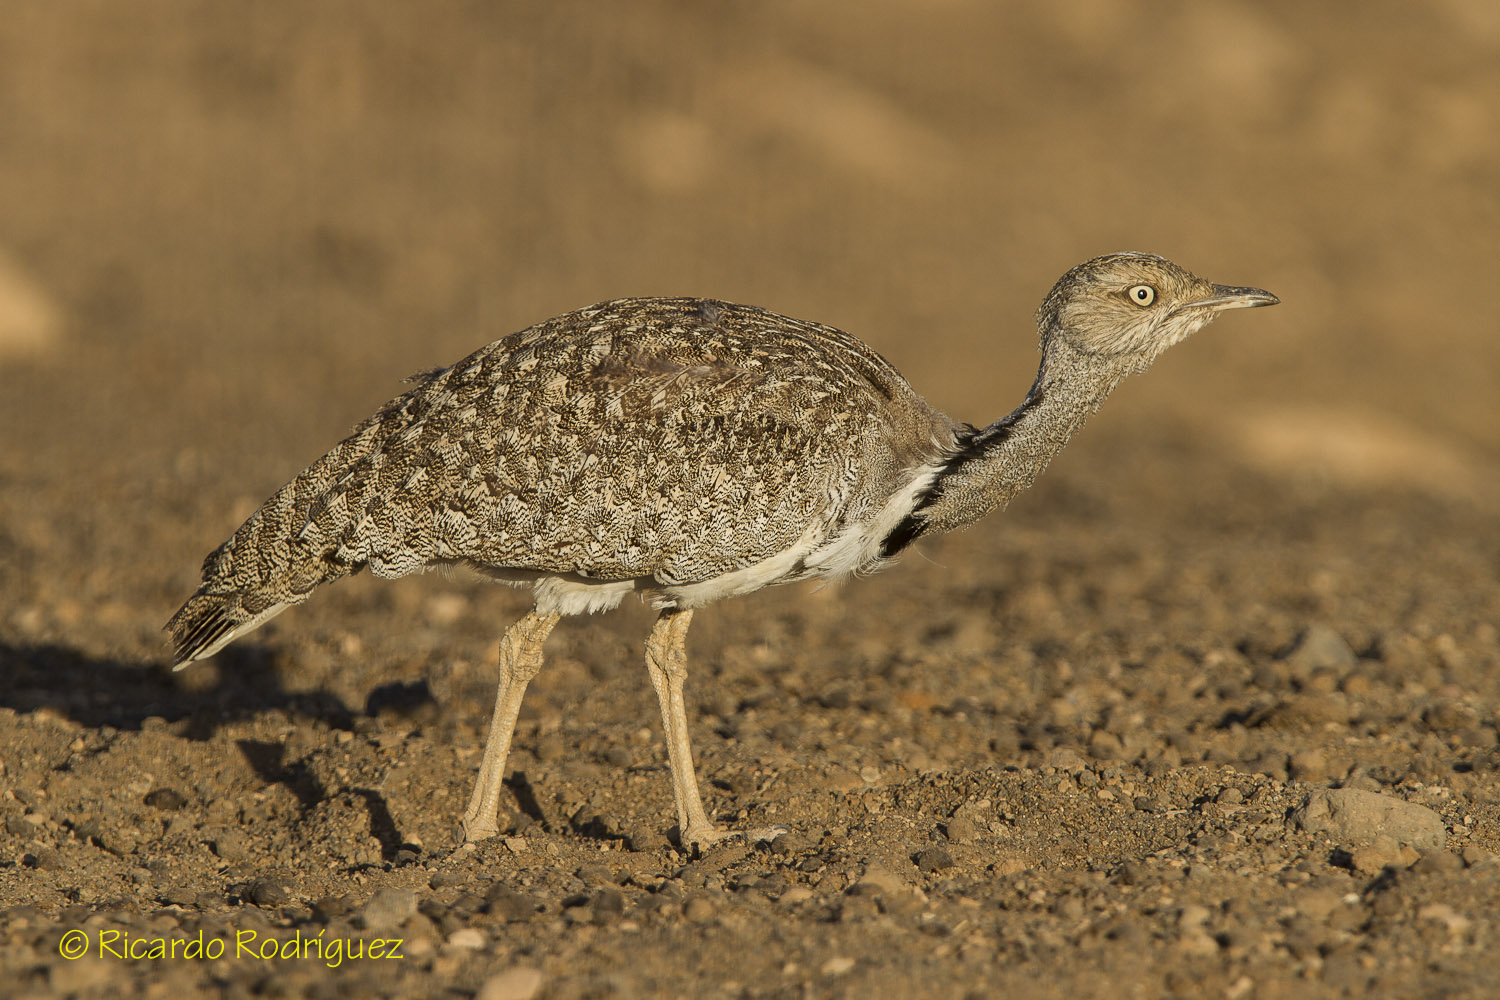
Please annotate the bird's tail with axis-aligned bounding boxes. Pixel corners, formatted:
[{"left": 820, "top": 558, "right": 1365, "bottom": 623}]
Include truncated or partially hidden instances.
[
  {"left": 166, "top": 590, "right": 294, "bottom": 667},
  {"left": 165, "top": 369, "right": 449, "bottom": 667},
  {"left": 165, "top": 470, "right": 367, "bottom": 667},
  {"left": 164, "top": 500, "right": 356, "bottom": 667}
]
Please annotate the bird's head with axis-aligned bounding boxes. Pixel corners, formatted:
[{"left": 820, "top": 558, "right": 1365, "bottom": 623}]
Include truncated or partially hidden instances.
[{"left": 1036, "top": 252, "right": 1278, "bottom": 366}]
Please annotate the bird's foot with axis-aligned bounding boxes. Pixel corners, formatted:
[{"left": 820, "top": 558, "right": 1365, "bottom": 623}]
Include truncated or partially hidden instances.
[
  {"left": 459, "top": 811, "right": 501, "bottom": 845},
  {"left": 678, "top": 822, "right": 790, "bottom": 853}
]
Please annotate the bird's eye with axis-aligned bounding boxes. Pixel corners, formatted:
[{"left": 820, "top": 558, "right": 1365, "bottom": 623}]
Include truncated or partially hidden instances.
[{"left": 1127, "top": 285, "right": 1156, "bottom": 307}]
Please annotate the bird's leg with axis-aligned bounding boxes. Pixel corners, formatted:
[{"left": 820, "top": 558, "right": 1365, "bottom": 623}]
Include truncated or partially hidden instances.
[
  {"left": 644, "top": 609, "right": 721, "bottom": 846},
  {"left": 460, "top": 610, "right": 560, "bottom": 843},
  {"left": 645, "top": 609, "right": 785, "bottom": 850}
]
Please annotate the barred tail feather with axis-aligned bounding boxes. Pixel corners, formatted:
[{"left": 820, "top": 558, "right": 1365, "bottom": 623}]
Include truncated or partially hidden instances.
[
  {"left": 166, "top": 591, "right": 293, "bottom": 667},
  {"left": 166, "top": 375, "right": 435, "bottom": 666}
]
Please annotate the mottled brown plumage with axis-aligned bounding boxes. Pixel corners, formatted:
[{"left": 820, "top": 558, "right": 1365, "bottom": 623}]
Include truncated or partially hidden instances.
[{"left": 167, "top": 253, "right": 1277, "bottom": 848}]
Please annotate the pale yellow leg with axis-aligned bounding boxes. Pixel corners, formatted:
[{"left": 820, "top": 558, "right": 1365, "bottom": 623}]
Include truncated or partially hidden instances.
[
  {"left": 645, "top": 608, "right": 786, "bottom": 849},
  {"left": 460, "top": 610, "right": 560, "bottom": 843},
  {"left": 645, "top": 608, "right": 719, "bottom": 846}
]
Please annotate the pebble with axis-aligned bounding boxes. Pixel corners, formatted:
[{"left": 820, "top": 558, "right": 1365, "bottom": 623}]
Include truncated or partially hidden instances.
[
  {"left": 592, "top": 889, "right": 625, "bottom": 920},
  {"left": 48, "top": 958, "right": 113, "bottom": 994},
  {"left": 158, "top": 886, "right": 196, "bottom": 907},
  {"left": 1348, "top": 835, "right": 1403, "bottom": 875},
  {"left": 1177, "top": 904, "right": 1212, "bottom": 928},
  {"left": 1176, "top": 928, "right": 1220, "bottom": 956},
  {"left": 1294, "top": 888, "right": 1343, "bottom": 921},
  {"left": 1289, "top": 748, "right": 1333, "bottom": 783},
  {"left": 575, "top": 864, "right": 615, "bottom": 886},
  {"left": 821, "top": 956, "right": 856, "bottom": 976},
  {"left": 1288, "top": 624, "right": 1357, "bottom": 674},
  {"left": 944, "top": 816, "right": 978, "bottom": 843},
  {"left": 143, "top": 788, "right": 187, "bottom": 810},
  {"left": 312, "top": 894, "right": 351, "bottom": 922},
  {"left": 485, "top": 885, "right": 542, "bottom": 922},
  {"left": 1263, "top": 693, "right": 1350, "bottom": 729},
  {"left": 1416, "top": 903, "right": 1472, "bottom": 935},
  {"left": 1461, "top": 844, "right": 1493, "bottom": 867},
  {"left": 477, "top": 966, "right": 545, "bottom": 1000},
  {"left": 247, "top": 878, "right": 290, "bottom": 907},
  {"left": 1410, "top": 850, "right": 1464, "bottom": 875},
  {"left": 914, "top": 845, "right": 955, "bottom": 873},
  {"left": 1293, "top": 788, "right": 1446, "bottom": 852},
  {"left": 24, "top": 847, "right": 62, "bottom": 870},
  {"left": 446, "top": 927, "right": 488, "bottom": 950},
  {"left": 1050, "top": 895, "right": 1084, "bottom": 921},
  {"left": 1087, "top": 730, "right": 1124, "bottom": 760},
  {"left": 1045, "top": 748, "right": 1088, "bottom": 773},
  {"left": 358, "top": 888, "right": 417, "bottom": 931},
  {"left": 206, "top": 828, "right": 251, "bottom": 863},
  {"left": 849, "top": 864, "right": 923, "bottom": 916},
  {"left": 988, "top": 856, "right": 1027, "bottom": 877},
  {"left": 769, "top": 832, "right": 807, "bottom": 856},
  {"left": 683, "top": 896, "right": 716, "bottom": 922},
  {"left": 626, "top": 827, "right": 671, "bottom": 852}
]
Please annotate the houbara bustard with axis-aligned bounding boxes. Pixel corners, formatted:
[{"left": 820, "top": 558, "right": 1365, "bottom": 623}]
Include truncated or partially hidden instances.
[{"left": 168, "top": 253, "right": 1278, "bottom": 848}]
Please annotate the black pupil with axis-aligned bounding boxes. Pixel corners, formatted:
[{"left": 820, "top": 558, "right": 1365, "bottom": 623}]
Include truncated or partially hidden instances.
[{"left": 1136, "top": 288, "right": 1149, "bottom": 300}]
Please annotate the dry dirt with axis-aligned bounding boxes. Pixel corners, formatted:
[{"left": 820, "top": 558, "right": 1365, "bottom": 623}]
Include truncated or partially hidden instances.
[{"left": 3, "top": 3, "right": 1499, "bottom": 998}]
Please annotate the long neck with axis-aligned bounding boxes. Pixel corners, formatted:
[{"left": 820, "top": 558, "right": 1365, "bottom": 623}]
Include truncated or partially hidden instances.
[{"left": 911, "top": 336, "right": 1139, "bottom": 537}]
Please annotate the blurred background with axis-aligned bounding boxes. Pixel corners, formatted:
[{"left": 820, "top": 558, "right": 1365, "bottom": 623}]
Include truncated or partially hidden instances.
[{"left": 1, "top": 0, "right": 1496, "bottom": 662}]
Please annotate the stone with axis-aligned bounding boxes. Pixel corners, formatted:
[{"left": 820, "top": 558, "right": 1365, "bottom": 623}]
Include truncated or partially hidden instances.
[
  {"left": 358, "top": 888, "right": 418, "bottom": 931},
  {"left": 1461, "top": 845, "right": 1493, "bottom": 867},
  {"left": 1416, "top": 903, "right": 1472, "bottom": 935},
  {"left": 144, "top": 788, "right": 188, "bottom": 810},
  {"left": 1349, "top": 835, "right": 1402, "bottom": 875},
  {"left": 778, "top": 886, "right": 813, "bottom": 905},
  {"left": 485, "top": 885, "right": 541, "bottom": 922},
  {"left": 248, "top": 878, "right": 291, "bottom": 907},
  {"left": 312, "top": 895, "right": 352, "bottom": 922},
  {"left": 206, "top": 827, "right": 251, "bottom": 863},
  {"left": 1410, "top": 850, "right": 1463, "bottom": 875},
  {"left": 1292, "top": 788, "right": 1445, "bottom": 852},
  {"left": 23, "top": 847, "right": 62, "bottom": 870},
  {"left": 944, "top": 816, "right": 978, "bottom": 843},
  {"left": 849, "top": 864, "right": 924, "bottom": 916},
  {"left": 1176, "top": 929, "right": 1220, "bottom": 956},
  {"left": 1288, "top": 624, "right": 1357, "bottom": 674},
  {"left": 446, "top": 927, "right": 488, "bottom": 950},
  {"left": 914, "top": 845, "right": 955, "bottom": 872},
  {"left": 1293, "top": 888, "right": 1342, "bottom": 921},
  {"left": 592, "top": 889, "right": 625, "bottom": 919},
  {"left": 48, "top": 958, "right": 113, "bottom": 994},
  {"left": 477, "top": 967, "right": 545, "bottom": 1000},
  {"left": 821, "top": 956, "right": 856, "bottom": 976},
  {"left": 683, "top": 896, "right": 716, "bottom": 922},
  {"left": 1046, "top": 747, "right": 1089, "bottom": 773},
  {"left": 1289, "top": 748, "right": 1333, "bottom": 783}
]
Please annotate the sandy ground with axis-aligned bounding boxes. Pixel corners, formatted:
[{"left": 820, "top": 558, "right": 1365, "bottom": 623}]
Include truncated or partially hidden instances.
[{"left": 2, "top": 3, "right": 1499, "bottom": 998}]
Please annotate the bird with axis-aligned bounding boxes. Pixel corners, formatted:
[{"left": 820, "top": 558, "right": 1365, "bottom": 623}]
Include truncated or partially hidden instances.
[{"left": 166, "top": 252, "right": 1278, "bottom": 849}]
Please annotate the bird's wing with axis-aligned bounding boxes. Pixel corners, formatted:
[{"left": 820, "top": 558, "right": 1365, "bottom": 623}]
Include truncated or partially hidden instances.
[{"left": 304, "top": 324, "right": 881, "bottom": 585}]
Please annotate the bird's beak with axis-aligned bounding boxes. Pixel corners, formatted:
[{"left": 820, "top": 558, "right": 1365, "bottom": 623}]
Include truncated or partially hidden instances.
[{"left": 1181, "top": 284, "right": 1281, "bottom": 313}]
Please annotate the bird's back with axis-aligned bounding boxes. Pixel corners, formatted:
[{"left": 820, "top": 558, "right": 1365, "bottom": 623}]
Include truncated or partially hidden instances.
[
  {"left": 169, "top": 297, "right": 954, "bottom": 661},
  {"left": 367, "top": 297, "right": 953, "bottom": 582}
]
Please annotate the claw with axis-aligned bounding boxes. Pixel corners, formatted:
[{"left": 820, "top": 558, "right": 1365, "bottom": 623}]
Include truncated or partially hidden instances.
[{"left": 679, "top": 823, "right": 790, "bottom": 853}]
